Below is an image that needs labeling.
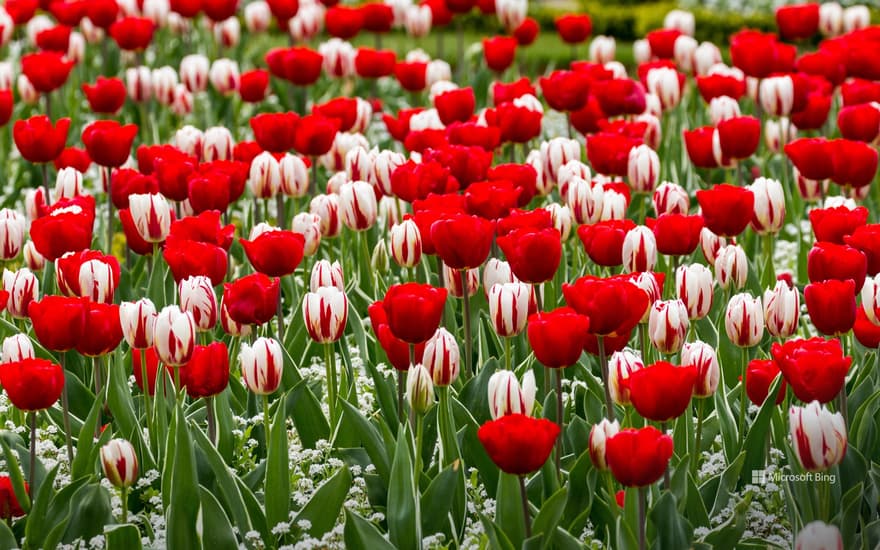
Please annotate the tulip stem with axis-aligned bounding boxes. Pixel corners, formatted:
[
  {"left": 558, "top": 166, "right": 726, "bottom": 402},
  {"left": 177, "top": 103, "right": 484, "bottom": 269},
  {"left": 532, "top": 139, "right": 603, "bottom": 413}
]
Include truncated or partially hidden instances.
[
  {"left": 325, "top": 343, "right": 338, "bottom": 431},
  {"left": 41, "top": 164, "right": 49, "bottom": 200},
  {"left": 121, "top": 487, "right": 129, "bottom": 524},
  {"left": 276, "top": 287, "right": 285, "bottom": 345},
  {"left": 106, "top": 168, "right": 114, "bottom": 254},
  {"left": 597, "top": 335, "right": 615, "bottom": 422},
  {"left": 518, "top": 474, "right": 532, "bottom": 539},
  {"left": 262, "top": 395, "right": 271, "bottom": 449},
  {"left": 638, "top": 486, "right": 647, "bottom": 550},
  {"left": 60, "top": 355, "right": 74, "bottom": 464},
  {"left": 691, "top": 397, "right": 705, "bottom": 476},
  {"left": 276, "top": 194, "right": 286, "bottom": 231},
  {"left": 413, "top": 413, "right": 423, "bottom": 488},
  {"left": 206, "top": 396, "right": 216, "bottom": 444},
  {"left": 555, "top": 369, "right": 564, "bottom": 480},
  {"left": 28, "top": 411, "right": 36, "bottom": 489},
  {"left": 140, "top": 348, "right": 152, "bottom": 440},
  {"left": 360, "top": 231, "right": 375, "bottom": 298},
  {"left": 738, "top": 347, "right": 749, "bottom": 447},
  {"left": 662, "top": 422, "right": 671, "bottom": 490},
  {"left": 460, "top": 270, "right": 473, "bottom": 378},
  {"left": 504, "top": 337, "right": 512, "bottom": 373},
  {"left": 94, "top": 357, "right": 104, "bottom": 437},
  {"left": 397, "top": 369, "right": 406, "bottom": 425}
]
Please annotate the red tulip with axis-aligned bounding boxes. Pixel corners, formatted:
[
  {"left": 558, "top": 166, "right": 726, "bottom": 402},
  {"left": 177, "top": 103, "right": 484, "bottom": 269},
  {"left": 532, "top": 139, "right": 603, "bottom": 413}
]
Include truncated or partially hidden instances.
[
  {"left": 605, "top": 426, "right": 673, "bottom": 487},
  {"left": 477, "top": 414, "right": 560, "bottom": 475},
  {"left": 240, "top": 229, "right": 304, "bottom": 277},
  {"left": 577, "top": 220, "right": 636, "bottom": 268},
  {"left": 716, "top": 116, "right": 760, "bottom": 161},
  {"left": 76, "top": 302, "right": 124, "bottom": 357},
  {"left": 845, "top": 224, "right": 880, "bottom": 276},
  {"left": 28, "top": 295, "right": 89, "bottom": 352},
  {"left": 807, "top": 242, "right": 867, "bottom": 291},
  {"left": 591, "top": 79, "right": 646, "bottom": 117},
  {"left": 109, "top": 17, "right": 155, "bottom": 51},
  {"left": 82, "top": 121, "right": 139, "bottom": 168},
  {"left": 771, "top": 337, "right": 850, "bottom": 404},
  {"left": 361, "top": 2, "right": 393, "bottom": 32},
  {"left": 292, "top": 115, "right": 340, "bottom": 157},
  {"left": 464, "top": 180, "right": 518, "bottom": 220},
  {"left": 13, "top": 116, "right": 70, "bottom": 164},
  {"left": 838, "top": 104, "right": 880, "bottom": 143},
  {"left": 163, "top": 235, "right": 228, "bottom": 286},
  {"left": 21, "top": 52, "right": 74, "bottom": 93},
  {"left": 745, "top": 359, "right": 786, "bottom": 406},
  {"left": 0, "top": 91, "right": 12, "bottom": 128},
  {"left": 223, "top": 273, "right": 280, "bottom": 326},
  {"left": 367, "top": 302, "right": 426, "bottom": 371},
  {"left": 325, "top": 5, "right": 364, "bottom": 38},
  {"left": 4, "top": 0, "right": 39, "bottom": 24},
  {"left": 482, "top": 36, "right": 517, "bottom": 73},
  {"left": 527, "top": 307, "right": 590, "bottom": 368},
  {"left": 539, "top": 70, "right": 591, "bottom": 112},
  {"left": 250, "top": 112, "right": 299, "bottom": 153},
  {"left": 854, "top": 308, "right": 880, "bottom": 348},
  {"left": 394, "top": 62, "right": 428, "bottom": 92},
  {"left": 842, "top": 78, "right": 880, "bottom": 107},
  {"left": 238, "top": 69, "right": 270, "bottom": 103},
  {"left": 265, "top": 47, "right": 324, "bottom": 86},
  {"left": 805, "top": 279, "right": 856, "bottom": 336},
  {"left": 563, "top": 276, "right": 648, "bottom": 337},
  {"left": 497, "top": 227, "right": 561, "bottom": 284},
  {"left": 555, "top": 14, "right": 592, "bottom": 44},
  {"left": 683, "top": 126, "right": 719, "bottom": 169},
  {"left": 514, "top": 18, "right": 539, "bottom": 46},
  {"left": 355, "top": 48, "right": 396, "bottom": 78},
  {"left": 696, "top": 73, "right": 746, "bottom": 103},
  {"left": 729, "top": 30, "right": 786, "bottom": 78},
  {"left": 785, "top": 138, "right": 834, "bottom": 181},
  {"left": 775, "top": 3, "right": 819, "bottom": 41},
  {"left": 266, "top": 0, "right": 299, "bottom": 20},
  {"left": 424, "top": 145, "right": 492, "bottom": 189},
  {"left": 82, "top": 77, "right": 126, "bottom": 115},
  {"left": 809, "top": 205, "right": 869, "bottom": 244},
  {"left": 626, "top": 361, "right": 696, "bottom": 422},
  {"left": 56, "top": 249, "right": 120, "bottom": 301},
  {"left": 830, "top": 139, "right": 879, "bottom": 189},
  {"left": 486, "top": 102, "right": 543, "bottom": 144},
  {"left": 203, "top": 0, "right": 239, "bottom": 21},
  {"left": 0, "top": 358, "right": 64, "bottom": 411},
  {"left": 648, "top": 214, "right": 703, "bottom": 256},
  {"left": 381, "top": 283, "right": 447, "bottom": 344},
  {"left": 696, "top": 184, "right": 754, "bottom": 238},
  {"left": 492, "top": 78, "right": 536, "bottom": 105},
  {"left": 790, "top": 92, "right": 832, "bottom": 131},
  {"left": 434, "top": 87, "right": 476, "bottom": 126},
  {"left": 29, "top": 198, "right": 95, "bottom": 261},
  {"left": 54, "top": 147, "right": 91, "bottom": 173},
  {"left": 430, "top": 214, "right": 494, "bottom": 270},
  {"left": 181, "top": 342, "right": 229, "bottom": 399},
  {"left": 587, "top": 133, "right": 640, "bottom": 176},
  {"left": 36, "top": 24, "right": 71, "bottom": 52},
  {"left": 169, "top": 211, "right": 235, "bottom": 251}
]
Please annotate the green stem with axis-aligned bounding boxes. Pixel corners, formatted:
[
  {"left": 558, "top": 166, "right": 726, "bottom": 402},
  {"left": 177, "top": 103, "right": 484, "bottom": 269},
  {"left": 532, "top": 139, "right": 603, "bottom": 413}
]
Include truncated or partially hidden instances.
[
  {"left": 460, "top": 270, "right": 473, "bottom": 378},
  {"left": 598, "top": 335, "right": 615, "bottom": 422},
  {"left": 504, "top": 337, "right": 512, "bottom": 373},
  {"left": 325, "top": 343, "right": 338, "bottom": 431},
  {"left": 638, "top": 486, "right": 647, "bottom": 550},
  {"left": 140, "top": 348, "right": 152, "bottom": 440},
  {"left": 692, "top": 398, "right": 705, "bottom": 477},
  {"left": 121, "top": 487, "right": 129, "bottom": 524},
  {"left": 739, "top": 347, "right": 749, "bottom": 447},
  {"left": 519, "top": 474, "right": 532, "bottom": 539},
  {"left": 606, "top": 472, "right": 618, "bottom": 517},
  {"left": 29, "top": 411, "right": 36, "bottom": 489},
  {"left": 555, "top": 369, "right": 564, "bottom": 480},
  {"left": 360, "top": 230, "right": 375, "bottom": 298},
  {"left": 60, "top": 354, "right": 74, "bottom": 464},
  {"left": 397, "top": 368, "right": 406, "bottom": 425},
  {"left": 413, "top": 413, "right": 423, "bottom": 488},
  {"left": 262, "top": 394, "right": 271, "bottom": 449}
]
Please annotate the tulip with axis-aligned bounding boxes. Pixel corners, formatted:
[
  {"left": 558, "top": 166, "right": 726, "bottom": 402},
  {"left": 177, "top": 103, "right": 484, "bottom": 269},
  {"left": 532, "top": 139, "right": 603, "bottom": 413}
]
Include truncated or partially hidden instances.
[
  {"left": 605, "top": 426, "right": 673, "bottom": 487},
  {"left": 790, "top": 401, "right": 847, "bottom": 472},
  {"left": 626, "top": 361, "right": 696, "bottom": 422},
  {"left": 621, "top": 226, "right": 657, "bottom": 273},
  {"left": 483, "top": 36, "right": 518, "bottom": 73},
  {"left": 163, "top": 236, "right": 228, "bottom": 287},
  {"left": 555, "top": 14, "right": 592, "bottom": 44},
  {"left": 488, "top": 282, "right": 531, "bottom": 339},
  {"left": 240, "top": 227, "right": 305, "bottom": 278},
  {"left": 223, "top": 273, "right": 280, "bottom": 326},
  {"left": 22, "top": 242, "right": 44, "bottom": 272},
  {"left": 302, "top": 286, "right": 348, "bottom": 344},
  {"left": 795, "top": 522, "right": 843, "bottom": 550},
  {"left": 82, "top": 120, "right": 139, "bottom": 168},
  {"left": 578, "top": 220, "right": 635, "bottom": 268},
  {"left": 563, "top": 276, "right": 648, "bottom": 337},
  {"left": 725, "top": 293, "right": 764, "bottom": 347},
  {"left": 478, "top": 413, "right": 560, "bottom": 475},
  {"left": 202, "top": 126, "right": 235, "bottom": 162},
  {"left": 128, "top": 193, "right": 173, "bottom": 243},
  {"left": 14, "top": 115, "right": 71, "bottom": 165},
  {"left": 627, "top": 145, "right": 659, "bottom": 193},
  {"left": 589, "top": 418, "right": 620, "bottom": 471},
  {"left": 681, "top": 341, "right": 719, "bottom": 398},
  {"left": 749, "top": 177, "right": 786, "bottom": 235},
  {"left": 443, "top": 264, "right": 479, "bottom": 298},
  {"left": 389, "top": 219, "right": 422, "bottom": 269},
  {"left": 178, "top": 276, "right": 218, "bottom": 332},
  {"left": 120, "top": 298, "right": 157, "bottom": 350},
  {"left": 76, "top": 302, "right": 123, "bottom": 358},
  {"left": 809, "top": 204, "right": 869, "bottom": 245},
  {"left": 745, "top": 359, "right": 786, "bottom": 407},
  {"left": 28, "top": 295, "right": 88, "bottom": 352},
  {"left": 676, "top": 264, "right": 713, "bottom": 320},
  {"left": 804, "top": 279, "right": 856, "bottom": 336},
  {"left": 608, "top": 349, "right": 644, "bottom": 405},
  {"left": 759, "top": 75, "right": 795, "bottom": 116},
  {"left": 807, "top": 242, "right": 867, "bottom": 292},
  {"left": 406, "top": 363, "right": 435, "bottom": 415},
  {"left": 772, "top": 337, "right": 850, "bottom": 404},
  {"left": 0, "top": 476, "right": 26, "bottom": 519},
  {"left": 488, "top": 370, "right": 536, "bottom": 419},
  {"left": 546, "top": 204, "right": 573, "bottom": 241},
  {"left": 708, "top": 96, "right": 741, "bottom": 124},
  {"left": 527, "top": 307, "right": 590, "bottom": 369},
  {"left": 714, "top": 244, "right": 748, "bottom": 290},
  {"left": 1, "top": 335, "right": 34, "bottom": 365},
  {"left": 180, "top": 342, "right": 229, "bottom": 400},
  {"left": 696, "top": 184, "right": 754, "bottom": 238},
  {"left": 650, "top": 213, "right": 703, "bottom": 257},
  {"left": 240, "top": 337, "right": 283, "bottom": 396},
  {"left": 153, "top": 306, "right": 196, "bottom": 369},
  {"left": 0, "top": 357, "right": 64, "bottom": 412},
  {"left": 590, "top": 36, "right": 616, "bottom": 63},
  {"left": 3, "top": 268, "right": 39, "bottom": 320},
  {"left": 20, "top": 51, "right": 74, "bottom": 93},
  {"left": 648, "top": 299, "right": 689, "bottom": 355},
  {"left": 764, "top": 280, "right": 800, "bottom": 338},
  {"left": 339, "top": 180, "right": 378, "bottom": 231},
  {"left": 566, "top": 178, "right": 604, "bottom": 225},
  {"left": 77, "top": 259, "right": 118, "bottom": 304},
  {"left": 247, "top": 152, "right": 281, "bottom": 199}
]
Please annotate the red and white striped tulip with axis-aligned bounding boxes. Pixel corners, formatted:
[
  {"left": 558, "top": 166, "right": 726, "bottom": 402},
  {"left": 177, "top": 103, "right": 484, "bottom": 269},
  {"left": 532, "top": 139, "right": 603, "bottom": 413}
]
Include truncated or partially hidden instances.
[
  {"left": 153, "top": 305, "right": 196, "bottom": 366},
  {"left": 681, "top": 341, "right": 719, "bottom": 397},
  {"left": 240, "top": 337, "right": 283, "bottom": 395},
  {"left": 488, "top": 282, "right": 531, "bottom": 337},
  {"left": 725, "top": 293, "right": 764, "bottom": 347},
  {"left": 790, "top": 401, "right": 847, "bottom": 472},
  {"left": 714, "top": 244, "right": 748, "bottom": 290},
  {"left": 302, "top": 286, "right": 348, "bottom": 343},
  {"left": 1, "top": 334, "right": 35, "bottom": 364},
  {"left": 622, "top": 225, "right": 657, "bottom": 273},
  {"left": 677, "top": 263, "right": 714, "bottom": 320},
  {"left": 589, "top": 418, "right": 620, "bottom": 471},
  {"left": 423, "top": 328, "right": 460, "bottom": 387},
  {"left": 339, "top": 180, "right": 378, "bottom": 231},
  {"left": 487, "top": 369, "right": 536, "bottom": 420},
  {"left": 389, "top": 219, "right": 422, "bottom": 268},
  {"left": 179, "top": 275, "right": 218, "bottom": 332},
  {"left": 310, "top": 259, "right": 344, "bottom": 292},
  {"left": 648, "top": 299, "right": 689, "bottom": 355},
  {"left": 0, "top": 209, "right": 25, "bottom": 261},
  {"left": 608, "top": 350, "right": 644, "bottom": 405},
  {"left": 248, "top": 151, "right": 281, "bottom": 199},
  {"left": 764, "top": 280, "right": 800, "bottom": 338},
  {"left": 120, "top": 298, "right": 157, "bottom": 349},
  {"left": 100, "top": 439, "right": 139, "bottom": 489},
  {"left": 129, "top": 193, "right": 173, "bottom": 243},
  {"left": 3, "top": 268, "right": 39, "bottom": 320}
]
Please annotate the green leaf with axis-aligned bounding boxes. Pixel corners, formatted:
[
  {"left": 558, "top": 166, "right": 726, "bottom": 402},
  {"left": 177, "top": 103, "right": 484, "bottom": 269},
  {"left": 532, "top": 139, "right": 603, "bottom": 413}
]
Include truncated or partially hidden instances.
[
  {"left": 649, "top": 491, "right": 693, "bottom": 550},
  {"left": 71, "top": 396, "right": 105, "bottom": 480},
  {"left": 198, "top": 486, "right": 238, "bottom": 550},
  {"left": 105, "top": 524, "right": 143, "bottom": 550},
  {"left": 740, "top": 376, "right": 781, "bottom": 484},
  {"left": 61, "top": 482, "right": 113, "bottom": 543},
  {"left": 713, "top": 382, "right": 739, "bottom": 465},
  {"left": 23, "top": 464, "right": 58, "bottom": 548},
  {"left": 0, "top": 437, "right": 30, "bottom": 512},
  {"left": 294, "top": 465, "right": 352, "bottom": 538},
  {"left": 343, "top": 509, "right": 396, "bottom": 550},
  {"left": 0, "top": 519, "right": 17, "bottom": 550},
  {"left": 710, "top": 452, "right": 746, "bottom": 518},
  {"left": 387, "top": 427, "right": 420, "bottom": 550},
  {"left": 191, "top": 423, "right": 253, "bottom": 537},
  {"left": 339, "top": 400, "right": 391, "bottom": 484},
  {"left": 495, "top": 473, "right": 526, "bottom": 548},
  {"left": 265, "top": 398, "right": 291, "bottom": 531},
  {"left": 839, "top": 482, "right": 863, "bottom": 550},
  {"left": 107, "top": 354, "right": 154, "bottom": 470},
  {"left": 166, "top": 406, "right": 201, "bottom": 549},
  {"left": 479, "top": 513, "right": 516, "bottom": 550},
  {"left": 532, "top": 485, "right": 568, "bottom": 548},
  {"left": 420, "top": 460, "right": 460, "bottom": 537}
]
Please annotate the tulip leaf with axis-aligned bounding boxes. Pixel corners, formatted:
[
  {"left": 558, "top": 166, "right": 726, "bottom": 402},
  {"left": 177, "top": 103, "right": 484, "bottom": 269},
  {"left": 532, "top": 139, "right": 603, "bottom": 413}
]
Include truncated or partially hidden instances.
[
  {"left": 713, "top": 381, "right": 739, "bottom": 464},
  {"left": 265, "top": 398, "right": 291, "bottom": 532},
  {"left": 551, "top": 526, "right": 585, "bottom": 550},
  {"left": 214, "top": 390, "right": 235, "bottom": 464},
  {"left": 0, "top": 437, "right": 30, "bottom": 513},
  {"left": 460, "top": 422, "right": 498, "bottom": 500},
  {"left": 613, "top": 514, "right": 639, "bottom": 550},
  {"left": 286, "top": 379, "right": 330, "bottom": 449},
  {"left": 561, "top": 450, "right": 593, "bottom": 533},
  {"left": 340, "top": 399, "right": 390, "bottom": 484},
  {"left": 166, "top": 405, "right": 201, "bottom": 550},
  {"left": 71, "top": 395, "right": 105, "bottom": 480},
  {"left": 420, "top": 460, "right": 460, "bottom": 537},
  {"left": 851, "top": 387, "right": 880, "bottom": 453},
  {"left": 709, "top": 451, "right": 745, "bottom": 519},
  {"left": 478, "top": 512, "right": 516, "bottom": 550},
  {"left": 739, "top": 376, "right": 782, "bottom": 485},
  {"left": 343, "top": 508, "right": 395, "bottom": 550},
  {"left": 61, "top": 482, "right": 113, "bottom": 543},
  {"left": 294, "top": 464, "right": 352, "bottom": 538},
  {"left": 0, "top": 520, "right": 16, "bottom": 550},
  {"left": 235, "top": 475, "right": 270, "bottom": 543},
  {"left": 532, "top": 485, "right": 567, "bottom": 548},
  {"left": 107, "top": 352, "right": 154, "bottom": 470},
  {"left": 387, "top": 427, "right": 420, "bottom": 550},
  {"left": 105, "top": 524, "right": 144, "bottom": 550},
  {"left": 22, "top": 464, "right": 57, "bottom": 548},
  {"left": 840, "top": 482, "right": 863, "bottom": 550},
  {"left": 198, "top": 486, "right": 239, "bottom": 550},
  {"left": 649, "top": 491, "right": 693, "bottom": 550},
  {"left": 684, "top": 471, "right": 710, "bottom": 530},
  {"left": 358, "top": 345, "right": 399, "bottom": 434},
  {"left": 458, "top": 356, "right": 497, "bottom": 424},
  {"left": 495, "top": 473, "right": 526, "bottom": 548}
]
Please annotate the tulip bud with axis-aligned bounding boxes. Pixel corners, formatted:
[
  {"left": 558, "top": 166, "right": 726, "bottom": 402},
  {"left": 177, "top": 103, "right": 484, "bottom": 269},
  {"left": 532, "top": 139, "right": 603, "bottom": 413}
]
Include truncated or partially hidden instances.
[
  {"left": 487, "top": 370, "right": 536, "bottom": 420},
  {"left": 648, "top": 299, "right": 689, "bottom": 355},
  {"left": 128, "top": 193, "right": 173, "bottom": 243},
  {"left": 608, "top": 349, "right": 644, "bottom": 405},
  {"left": 244, "top": 1, "right": 272, "bottom": 33},
  {"left": 819, "top": 3, "right": 844, "bottom": 36},
  {"left": 647, "top": 67, "right": 682, "bottom": 110},
  {"left": 220, "top": 300, "right": 252, "bottom": 338},
  {"left": 759, "top": 76, "right": 794, "bottom": 117},
  {"left": 556, "top": 159, "right": 591, "bottom": 198},
  {"left": 588, "top": 418, "right": 620, "bottom": 471},
  {"left": 203, "top": 126, "right": 234, "bottom": 162},
  {"left": 3, "top": 268, "right": 39, "bottom": 320},
  {"left": 627, "top": 145, "right": 659, "bottom": 193},
  {"left": 633, "top": 39, "right": 651, "bottom": 65},
  {"left": 482, "top": 259, "right": 516, "bottom": 296},
  {"left": 180, "top": 54, "right": 209, "bottom": 94},
  {"left": 240, "top": 337, "right": 283, "bottom": 395},
  {"left": 307, "top": 260, "right": 341, "bottom": 292},
  {"left": 339, "top": 180, "right": 378, "bottom": 231},
  {"left": 248, "top": 152, "right": 281, "bottom": 199},
  {"left": 444, "top": 264, "right": 480, "bottom": 299},
  {"left": 345, "top": 147, "right": 373, "bottom": 182},
  {"left": 153, "top": 305, "right": 196, "bottom": 366},
  {"left": 676, "top": 263, "right": 713, "bottom": 320},
  {"left": 310, "top": 194, "right": 342, "bottom": 238},
  {"left": 725, "top": 293, "right": 764, "bottom": 347},
  {"left": 406, "top": 363, "right": 435, "bottom": 415},
  {"left": 789, "top": 401, "right": 847, "bottom": 471},
  {"left": 426, "top": 60, "right": 451, "bottom": 88},
  {"left": 404, "top": 5, "right": 432, "bottom": 37},
  {"left": 143, "top": 0, "right": 170, "bottom": 25},
  {"left": 100, "top": 439, "right": 139, "bottom": 489},
  {"left": 78, "top": 259, "right": 117, "bottom": 304},
  {"left": 601, "top": 187, "right": 628, "bottom": 221},
  {"left": 488, "top": 282, "right": 531, "bottom": 337},
  {"left": 119, "top": 298, "right": 157, "bottom": 349},
  {"left": 589, "top": 36, "right": 616, "bottom": 64},
  {"left": 567, "top": 178, "right": 604, "bottom": 225},
  {"left": 172, "top": 125, "right": 203, "bottom": 159},
  {"left": 699, "top": 227, "right": 727, "bottom": 266},
  {"left": 545, "top": 203, "right": 573, "bottom": 241},
  {"left": 279, "top": 154, "right": 309, "bottom": 197},
  {"left": 622, "top": 226, "right": 657, "bottom": 273},
  {"left": 681, "top": 341, "right": 719, "bottom": 397},
  {"left": 152, "top": 66, "right": 179, "bottom": 105},
  {"left": 749, "top": 177, "right": 785, "bottom": 235},
  {"left": 371, "top": 150, "right": 406, "bottom": 196},
  {"left": 291, "top": 212, "right": 323, "bottom": 256},
  {"left": 651, "top": 182, "right": 688, "bottom": 216},
  {"left": 0, "top": 209, "right": 25, "bottom": 261},
  {"left": 213, "top": 18, "right": 241, "bottom": 49},
  {"left": 320, "top": 38, "right": 357, "bottom": 79},
  {"left": 541, "top": 138, "right": 581, "bottom": 185},
  {"left": 21, "top": 241, "right": 43, "bottom": 271},
  {"left": 288, "top": 5, "right": 323, "bottom": 43},
  {"left": 673, "top": 35, "right": 697, "bottom": 73},
  {"left": 643, "top": 93, "right": 663, "bottom": 119},
  {"left": 764, "top": 118, "right": 797, "bottom": 153},
  {"left": 372, "top": 240, "right": 390, "bottom": 274},
  {"left": 0, "top": 62, "right": 12, "bottom": 90},
  {"left": 714, "top": 244, "right": 748, "bottom": 290},
  {"left": 764, "top": 280, "right": 800, "bottom": 338},
  {"left": 423, "top": 328, "right": 460, "bottom": 386},
  {"left": 17, "top": 74, "right": 38, "bottom": 105},
  {"left": 496, "top": 0, "right": 527, "bottom": 31},
  {"left": 179, "top": 275, "right": 218, "bottom": 331},
  {"left": 1, "top": 334, "right": 35, "bottom": 364},
  {"left": 389, "top": 219, "right": 422, "bottom": 268},
  {"left": 795, "top": 521, "right": 843, "bottom": 550},
  {"left": 302, "top": 286, "right": 348, "bottom": 343},
  {"left": 709, "top": 96, "right": 741, "bottom": 124},
  {"left": 694, "top": 42, "right": 722, "bottom": 76}
]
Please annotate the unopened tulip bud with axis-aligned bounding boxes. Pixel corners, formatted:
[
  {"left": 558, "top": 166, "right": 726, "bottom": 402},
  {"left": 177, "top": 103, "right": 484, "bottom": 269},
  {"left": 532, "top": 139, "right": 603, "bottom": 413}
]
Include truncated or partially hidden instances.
[
  {"left": 1, "top": 334, "right": 35, "bottom": 364},
  {"left": 482, "top": 259, "right": 516, "bottom": 297},
  {"left": 179, "top": 276, "right": 218, "bottom": 331},
  {"left": 302, "top": 286, "right": 348, "bottom": 343},
  {"left": 673, "top": 35, "right": 697, "bottom": 73},
  {"left": 633, "top": 38, "right": 651, "bottom": 65},
  {"left": 681, "top": 341, "right": 719, "bottom": 397},
  {"left": 22, "top": 241, "right": 44, "bottom": 271},
  {"left": 556, "top": 159, "right": 591, "bottom": 198},
  {"left": 319, "top": 38, "right": 357, "bottom": 79},
  {"left": 496, "top": 0, "right": 527, "bottom": 31},
  {"left": 203, "top": 126, "right": 234, "bottom": 162},
  {"left": 310, "top": 259, "right": 344, "bottom": 291},
  {"left": 764, "top": 280, "right": 800, "bottom": 338},
  {"left": 17, "top": 74, "right": 38, "bottom": 105},
  {"left": 694, "top": 42, "right": 722, "bottom": 76},
  {"left": 749, "top": 177, "right": 785, "bottom": 235},
  {"left": 789, "top": 401, "right": 847, "bottom": 471},
  {"left": 404, "top": 5, "right": 432, "bottom": 38},
  {"left": 3, "top": 268, "right": 39, "bottom": 320},
  {"left": 541, "top": 138, "right": 581, "bottom": 185},
  {"left": 100, "top": 439, "right": 139, "bottom": 489},
  {"left": 406, "top": 363, "right": 435, "bottom": 414},
  {"left": 589, "top": 418, "right": 620, "bottom": 471},
  {"left": 545, "top": 203, "right": 573, "bottom": 241},
  {"left": 715, "top": 244, "right": 748, "bottom": 290},
  {"left": 291, "top": 212, "right": 323, "bottom": 256},
  {"left": 423, "top": 328, "right": 460, "bottom": 386},
  {"left": 627, "top": 144, "right": 659, "bottom": 193},
  {"left": 119, "top": 298, "right": 157, "bottom": 349},
  {"left": 0, "top": 62, "right": 13, "bottom": 91},
  {"left": 608, "top": 349, "right": 644, "bottom": 405},
  {"left": 153, "top": 305, "right": 196, "bottom": 366},
  {"left": 389, "top": 219, "right": 422, "bottom": 268},
  {"left": 173, "top": 125, "right": 203, "bottom": 159},
  {"left": 622, "top": 226, "right": 657, "bottom": 273},
  {"left": 843, "top": 5, "right": 870, "bottom": 32},
  {"left": 79, "top": 259, "right": 117, "bottom": 304},
  {"left": 676, "top": 263, "right": 714, "bottom": 320},
  {"left": 279, "top": 154, "right": 309, "bottom": 197},
  {"left": 128, "top": 193, "right": 173, "bottom": 243},
  {"left": 151, "top": 66, "right": 178, "bottom": 105},
  {"left": 647, "top": 67, "right": 682, "bottom": 110},
  {"left": 445, "top": 264, "right": 480, "bottom": 298},
  {"left": 488, "top": 282, "right": 531, "bottom": 337},
  {"left": 795, "top": 521, "right": 843, "bottom": 550},
  {"left": 819, "top": 3, "right": 843, "bottom": 36},
  {"left": 372, "top": 240, "right": 389, "bottom": 274},
  {"left": 590, "top": 36, "right": 616, "bottom": 64},
  {"left": 53, "top": 168, "right": 84, "bottom": 203},
  {"left": 340, "top": 180, "right": 378, "bottom": 231},
  {"left": 240, "top": 337, "right": 283, "bottom": 395},
  {"left": 601, "top": 186, "right": 628, "bottom": 222},
  {"left": 143, "top": 0, "right": 170, "bottom": 25},
  {"left": 725, "top": 293, "right": 763, "bottom": 347},
  {"left": 371, "top": 150, "right": 406, "bottom": 196},
  {"left": 487, "top": 370, "right": 536, "bottom": 419},
  {"left": 180, "top": 54, "right": 210, "bottom": 93},
  {"left": 345, "top": 147, "right": 373, "bottom": 182},
  {"left": 699, "top": 227, "right": 727, "bottom": 266},
  {"left": 310, "top": 194, "right": 342, "bottom": 238},
  {"left": 648, "top": 299, "right": 689, "bottom": 355}
]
